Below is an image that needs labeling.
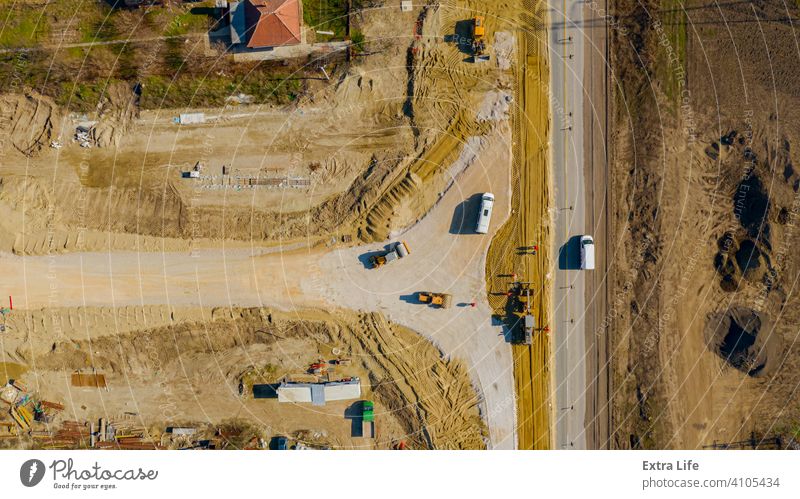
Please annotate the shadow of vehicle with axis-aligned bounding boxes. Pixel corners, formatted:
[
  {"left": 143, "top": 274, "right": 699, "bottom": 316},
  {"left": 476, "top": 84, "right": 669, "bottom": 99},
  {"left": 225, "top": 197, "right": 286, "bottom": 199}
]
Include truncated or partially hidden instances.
[
  {"left": 489, "top": 282, "right": 528, "bottom": 344},
  {"left": 453, "top": 19, "right": 475, "bottom": 55},
  {"left": 345, "top": 401, "right": 366, "bottom": 437},
  {"left": 450, "top": 193, "right": 484, "bottom": 234},
  {"left": 492, "top": 314, "right": 519, "bottom": 343},
  {"left": 399, "top": 293, "right": 421, "bottom": 305},
  {"left": 252, "top": 383, "right": 280, "bottom": 399},
  {"left": 558, "top": 235, "right": 584, "bottom": 270}
]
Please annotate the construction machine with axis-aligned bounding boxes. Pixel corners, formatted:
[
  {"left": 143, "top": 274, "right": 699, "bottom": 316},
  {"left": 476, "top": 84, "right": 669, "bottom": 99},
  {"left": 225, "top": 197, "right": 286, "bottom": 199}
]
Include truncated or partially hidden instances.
[
  {"left": 418, "top": 292, "right": 453, "bottom": 309},
  {"left": 471, "top": 16, "right": 490, "bottom": 63},
  {"left": 514, "top": 285, "right": 535, "bottom": 345},
  {"left": 370, "top": 241, "right": 411, "bottom": 269}
]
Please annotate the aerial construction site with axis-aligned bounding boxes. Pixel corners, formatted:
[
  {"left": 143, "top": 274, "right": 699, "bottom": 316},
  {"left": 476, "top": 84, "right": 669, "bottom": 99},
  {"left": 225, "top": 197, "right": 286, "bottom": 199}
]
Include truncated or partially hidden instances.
[
  {"left": 0, "top": 0, "right": 548, "bottom": 450},
  {"left": 3, "top": 0, "right": 800, "bottom": 454}
]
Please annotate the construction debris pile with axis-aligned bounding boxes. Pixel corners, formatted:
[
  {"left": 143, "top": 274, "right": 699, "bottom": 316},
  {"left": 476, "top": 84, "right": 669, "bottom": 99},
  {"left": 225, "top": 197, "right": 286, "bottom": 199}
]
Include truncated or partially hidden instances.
[
  {"left": 74, "top": 124, "right": 94, "bottom": 148},
  {"left": 1, "top": 380, "right": 65, "bottom": 444},
  {"left": 1, "top": 378, "right": 162, "bottom": 449},
  {"left": 93, "top": 417, "right": 161, "bottom": 450}
]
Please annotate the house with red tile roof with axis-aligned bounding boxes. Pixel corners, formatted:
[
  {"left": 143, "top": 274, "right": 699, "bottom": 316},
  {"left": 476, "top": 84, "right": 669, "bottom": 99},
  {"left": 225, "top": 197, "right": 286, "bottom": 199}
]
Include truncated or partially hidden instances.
[{"left": 239, "top": 0, "right": 302, "bottom": 49}]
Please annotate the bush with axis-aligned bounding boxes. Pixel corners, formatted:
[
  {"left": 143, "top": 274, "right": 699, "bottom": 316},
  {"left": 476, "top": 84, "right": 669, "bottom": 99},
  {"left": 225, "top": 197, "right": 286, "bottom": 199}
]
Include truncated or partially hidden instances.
[{"left": 350, "top": 29, "right": 365, "bottom": 53}]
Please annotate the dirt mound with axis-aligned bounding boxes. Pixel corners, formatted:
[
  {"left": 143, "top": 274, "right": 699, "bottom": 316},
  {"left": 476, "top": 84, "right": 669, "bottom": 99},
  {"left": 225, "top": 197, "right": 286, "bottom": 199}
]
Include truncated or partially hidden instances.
[
  {"left": 714, "top": 236, "right": 771, "bottom": 291},
  {"left": 91, "top": 82, "right": 138, "bottom": 148},
  {"left": 0, "top": 92, "right": 62, "bottom": 157},
  {"left": 705, "top": 307, "right": 774, "bottom": 377},
  {"left": 339, "top": 313, "right": 486, "bottom": 449},
  {"left": 710, "top": 133, "right": 796, "bottom": 292}
]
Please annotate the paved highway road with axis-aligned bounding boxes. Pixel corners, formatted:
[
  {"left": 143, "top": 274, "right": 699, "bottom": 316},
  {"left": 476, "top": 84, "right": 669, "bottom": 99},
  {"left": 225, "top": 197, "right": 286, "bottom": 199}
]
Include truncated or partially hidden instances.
[
  {"left": 549, "top": 0, "right": 611, "bottom": 450},
  {"left": 583, "top": 0, "right": 612, "bottom": 450},
  {"left": 550, "top": 0, "right": 586, "bottom": 450}
]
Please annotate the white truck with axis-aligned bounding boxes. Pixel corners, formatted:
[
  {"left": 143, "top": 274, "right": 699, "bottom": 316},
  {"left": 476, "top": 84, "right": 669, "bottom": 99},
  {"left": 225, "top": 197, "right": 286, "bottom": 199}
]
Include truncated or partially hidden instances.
[
  {"left": 580, "top": 235, "right": 595, "bottom": 270},
  {"left": 475, "top": 193, "right": 495, "bottom": 234}
]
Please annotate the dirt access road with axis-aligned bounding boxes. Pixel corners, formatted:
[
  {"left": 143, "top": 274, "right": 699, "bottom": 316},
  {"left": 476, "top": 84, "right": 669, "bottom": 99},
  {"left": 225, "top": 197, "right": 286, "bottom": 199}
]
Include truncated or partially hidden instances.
[
  {"left": 484, "top": 3, "right": 552, "bottom": 450},
  {"left": 0, "top": 124, "right": 515, "bottom": 449}
]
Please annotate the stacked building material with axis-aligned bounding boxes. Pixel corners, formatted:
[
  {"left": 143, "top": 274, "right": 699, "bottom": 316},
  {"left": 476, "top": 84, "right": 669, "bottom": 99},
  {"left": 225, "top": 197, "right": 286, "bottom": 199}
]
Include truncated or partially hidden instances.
[
  {"left": 93, "top": 418, "right": 162, "bottom": 450},
  {"left": 0, "top": 421, "right": 17, "bottom": 439},
  {"left": 44, "top": 421, "right": 92, "bottom": 449}
]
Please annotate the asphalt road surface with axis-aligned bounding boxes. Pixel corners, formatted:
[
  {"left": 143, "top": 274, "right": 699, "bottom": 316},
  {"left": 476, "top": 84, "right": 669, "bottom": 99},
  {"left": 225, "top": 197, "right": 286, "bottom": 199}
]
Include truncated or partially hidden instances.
[
  {"left": 550, "top": 0, "right": 611, "bottom": 450},
  {"left": 582, "top": 0, "right": 612, "bottom": 450},
  {"left": 550, "top": 0, "right": 585, "bottom": 450}
]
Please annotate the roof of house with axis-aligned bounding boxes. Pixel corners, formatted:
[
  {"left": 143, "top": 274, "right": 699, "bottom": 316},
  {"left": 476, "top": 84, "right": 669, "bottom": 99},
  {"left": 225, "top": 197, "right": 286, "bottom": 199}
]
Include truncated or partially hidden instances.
[
  {"left": 277, "top": 378, "right": 362, "bottom": 406},
  {"left": 228, "top": 1, "right": 247, "bottom": 45},
  {"left": 245, "top": 0, "right": 302, "bottom": 48}
]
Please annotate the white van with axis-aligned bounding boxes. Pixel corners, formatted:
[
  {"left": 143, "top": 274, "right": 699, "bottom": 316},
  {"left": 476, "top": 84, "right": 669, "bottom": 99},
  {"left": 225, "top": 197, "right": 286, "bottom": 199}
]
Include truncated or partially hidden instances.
[
  {"left": 475, "top": 193, "right": 495, "bottom": 234},
  {"left": 580, "top": 235, "right": 595, "bottom": 270}
]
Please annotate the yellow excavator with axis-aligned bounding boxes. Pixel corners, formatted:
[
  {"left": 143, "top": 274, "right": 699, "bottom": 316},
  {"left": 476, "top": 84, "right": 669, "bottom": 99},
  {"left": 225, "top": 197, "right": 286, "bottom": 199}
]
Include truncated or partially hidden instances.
[
  {"left": 418, "top": 292, "right": 453, "bottom": 309},
  {"left": 471, "top": 16, "right": 490, "bottom": 63}
]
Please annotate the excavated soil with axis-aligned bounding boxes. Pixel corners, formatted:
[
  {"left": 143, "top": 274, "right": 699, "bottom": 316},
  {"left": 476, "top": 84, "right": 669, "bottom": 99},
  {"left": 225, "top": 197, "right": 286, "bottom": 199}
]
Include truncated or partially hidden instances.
[
  {"left": 0, "top": 2, "right": 509, "bottom": 253},
  {"left": 0, "top": 307, "right": 485, "bottom": 450},
  {"left": 610, "top": 0, "right": 800, "bottom": 449},
  {"left": 704, "top": 307, "right": 775, "bottom": 377},
  {"left": 0, "top": 92, "right": 62, "bottom": 157}
]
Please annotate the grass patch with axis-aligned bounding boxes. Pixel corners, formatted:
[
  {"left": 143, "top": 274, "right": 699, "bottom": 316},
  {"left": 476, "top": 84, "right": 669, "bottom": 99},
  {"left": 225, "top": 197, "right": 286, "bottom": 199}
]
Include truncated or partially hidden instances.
[
  {"left": 1, "top": 0, "right": 213, "bottom": 47},
  {"left": 140, "top": 72, "right": 302, "bottom": 110},
  {"left": 0, "top": 7, "right": 49, "bottom": 48},
  {"left": 160, "top": 4, "right": 213, "bottom": 37},
  {"left": 303, "top": 0, "right": 348, "bottom": 40},
  {"left": 0, "top": 2, "right": 312, "bottom": 112},
  {"left": 656, "top": 0, "right": 688, "bottom": 111},
  {"left": 55, "top": 79, "right": 116, "bottom": 113},
  {"left": 350, "top": 28, "right": 365, "bottom": 53},
  {"left": 77, "top": 4, "right": 116, "bottom": 44}
]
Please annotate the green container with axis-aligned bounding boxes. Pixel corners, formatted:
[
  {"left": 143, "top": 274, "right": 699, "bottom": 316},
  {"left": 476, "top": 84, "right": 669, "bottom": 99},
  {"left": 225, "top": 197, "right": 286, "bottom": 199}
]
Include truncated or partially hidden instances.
[{"left": 363, "top": 400, "right": 374, "bottom": 422}]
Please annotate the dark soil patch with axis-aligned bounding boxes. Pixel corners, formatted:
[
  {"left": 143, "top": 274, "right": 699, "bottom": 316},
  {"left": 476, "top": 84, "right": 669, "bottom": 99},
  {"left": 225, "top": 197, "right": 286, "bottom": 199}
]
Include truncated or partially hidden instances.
[
  {"left": 719, "top": 274, "right": 738, "bottom": 293},
  {"left": 705, "top": 307, "right": 775, "bottom": 377},
  {"left": 735, "top": 239, "right": 761, "bottom": 275},
  {"left": 733, "top": 173, "right": 770, "bottom": 243}
]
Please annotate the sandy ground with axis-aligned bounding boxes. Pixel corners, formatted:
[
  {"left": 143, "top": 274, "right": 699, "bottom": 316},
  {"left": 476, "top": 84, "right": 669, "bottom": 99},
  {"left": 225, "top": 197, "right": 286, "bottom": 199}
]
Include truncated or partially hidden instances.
[
  {"left": 1, "top": 307, "right": 484, "bottom": 450},
  {"left": 483, "top": 4, "right": 553, "bottom": 449},
  {"left": 0, "top": 122, "right": 515, "bottom": 448},
  {"left": 609, "top": 0, "right": 800, "bottom": 449},
  {"left": 313, "top": 124, "right": 515, "bottom": 448},
  {"left": 0, "top": 0, "right": 535, "bottom": 450}
]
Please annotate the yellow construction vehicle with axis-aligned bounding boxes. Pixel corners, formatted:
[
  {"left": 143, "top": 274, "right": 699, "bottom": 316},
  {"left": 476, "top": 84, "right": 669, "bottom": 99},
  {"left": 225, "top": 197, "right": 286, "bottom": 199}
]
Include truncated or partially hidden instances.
[
  {"left": 471, "top": 16, "right": 490, "bottom": 63},
  {"left": 418, "top": 292, "right": 453, "bottom": 309},
  {"left": 370, "top": 241, "right": 410, "bottom": 269}
]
